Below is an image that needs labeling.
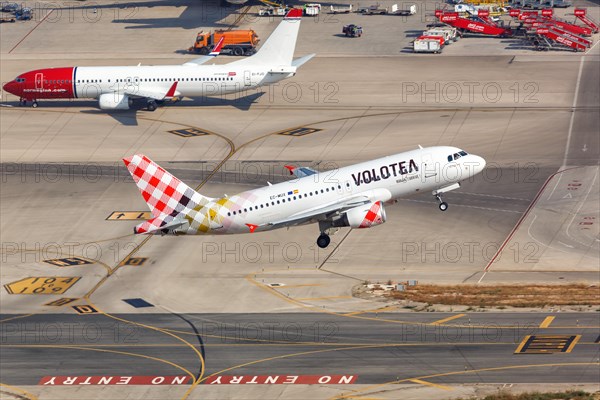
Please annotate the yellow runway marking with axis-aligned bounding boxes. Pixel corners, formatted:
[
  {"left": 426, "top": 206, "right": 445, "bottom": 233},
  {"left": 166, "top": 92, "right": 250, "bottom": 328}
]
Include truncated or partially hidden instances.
[
  {"left": 106, "top": 211, "right": 151, "bottom": 220},
  {"left": 514, "top": 336, "right": 531, "bottom": 354},
  {"left": 4, "top": 277, "right": 80, "bottom": 295},
  {"left": 0, "top": 382, "right": 38, "bottom": 400},
  {"left": 409, "top": 378, "right": 453, "bottom": 390},
  {"left": 565, "top": 335, "right": 581, "bottom": 353},
  {"left": 432, "top": 314, "right": 466, "bottom": 325},
  {"left": 344, "top": 305, "right": 397, "bottom": 316},
  {"left": 539, "top": 316, "right": 555, "bottom": 328},
  {"left": 296, "top": 296, "right": 353, "bottom": 301}
]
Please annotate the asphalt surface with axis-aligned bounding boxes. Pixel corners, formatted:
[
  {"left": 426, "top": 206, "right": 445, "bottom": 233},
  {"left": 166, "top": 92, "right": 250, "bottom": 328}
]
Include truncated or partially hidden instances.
[
  {"left": 565, "top": 55, "right": 600, "bottom": 166},
  {"left": 1, "top": 313, "right": 598, "bottom": 386}
]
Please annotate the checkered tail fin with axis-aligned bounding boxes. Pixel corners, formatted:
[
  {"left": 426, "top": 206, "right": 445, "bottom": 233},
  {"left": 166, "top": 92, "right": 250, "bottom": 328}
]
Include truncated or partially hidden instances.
[{"left": 123, "top": 154, "right": 213, "bottom": 221}]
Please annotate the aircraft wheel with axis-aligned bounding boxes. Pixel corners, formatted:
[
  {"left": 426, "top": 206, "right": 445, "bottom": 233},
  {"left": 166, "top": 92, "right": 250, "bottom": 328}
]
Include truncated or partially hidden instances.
[
  {"left": 147, "top": 101, "right": 157, "bottom": 111},
  {"left": 439, "top": 202, "right": 448, "bottom": 212},
  {"left": 317, "top": 234, "right": 331, "bottom": 249},
  {"left": 31, "top": 101, "right": 38, "bottom": 108}
]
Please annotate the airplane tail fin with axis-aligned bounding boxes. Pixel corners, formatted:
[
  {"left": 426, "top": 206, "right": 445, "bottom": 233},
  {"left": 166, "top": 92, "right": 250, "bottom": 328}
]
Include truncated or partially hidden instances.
[
  {"left": 233, "top": 8, "right": 303, "bottom": 66},
  {"left": 123, "top": 154, "right": 213, "bottom": 234}
]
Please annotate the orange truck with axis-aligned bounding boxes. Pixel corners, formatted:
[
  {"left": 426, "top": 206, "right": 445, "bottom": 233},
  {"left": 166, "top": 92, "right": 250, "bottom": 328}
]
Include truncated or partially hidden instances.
[{"left": 189, "top": 30, "right": 259, "bottom": 56}]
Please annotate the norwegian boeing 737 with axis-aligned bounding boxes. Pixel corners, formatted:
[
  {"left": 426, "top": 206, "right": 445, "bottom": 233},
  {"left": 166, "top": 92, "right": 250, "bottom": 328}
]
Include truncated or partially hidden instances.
[
  {"left": 122, "top": 146, "right": 486, "bottom": 248},
  {"left": 2, "top": 9, "right": 312, "bottom": 111}
]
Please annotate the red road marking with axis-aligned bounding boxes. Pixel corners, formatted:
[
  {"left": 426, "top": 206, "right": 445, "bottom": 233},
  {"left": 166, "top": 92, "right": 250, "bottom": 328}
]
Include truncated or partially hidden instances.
[
  {"left": 483, "top": 166, "right": 582, "bottom": 273},
  {"left": 204, "top": 375, "right": 357, "bottom": 384},
  {"left": 39, "top": 376, "right": 190, "bottom": 385},
  {"left": 9, "top": 9, "right": 56, "bottom": 54}
]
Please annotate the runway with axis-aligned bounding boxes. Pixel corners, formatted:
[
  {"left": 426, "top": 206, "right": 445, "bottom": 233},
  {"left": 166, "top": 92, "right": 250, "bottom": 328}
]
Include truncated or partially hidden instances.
[{"left": 1, "top": 312, "right": 598, "bottom": 389}]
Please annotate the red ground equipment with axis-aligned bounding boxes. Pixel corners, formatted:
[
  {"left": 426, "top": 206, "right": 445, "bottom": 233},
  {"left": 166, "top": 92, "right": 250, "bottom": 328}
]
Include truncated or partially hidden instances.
[
  {"left": 574, "top": 8, "right": 599, "bottom": 34},
  {"left": 511, "top": 8, "right": 594, "bottom": 51},
  {"left": 515, "top": 8, "right": 592, "bottom": 36},
  {"left": 532, "top": 26, "right": 589, "bottom": 51},
  {"left": 436, "top": 10, "right": 513, "bottom": 36}
]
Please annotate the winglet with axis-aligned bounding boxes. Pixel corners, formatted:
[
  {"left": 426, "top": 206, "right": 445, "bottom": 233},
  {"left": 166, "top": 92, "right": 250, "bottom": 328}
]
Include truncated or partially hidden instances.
[
  {"left": 166, "top": 81, "right": 178, "bottom": 98},
  {"left": 284, "top": 165, "right": 295, "bottom": 175},
  {"left": 209, "top": 36, "right": 225, "bottom": 56},
  {"left": 285, "top": 8, "right": 302, "bottom": 19},
  {"left": 246, "top": 223, "right": 258, "bottom": 233}
]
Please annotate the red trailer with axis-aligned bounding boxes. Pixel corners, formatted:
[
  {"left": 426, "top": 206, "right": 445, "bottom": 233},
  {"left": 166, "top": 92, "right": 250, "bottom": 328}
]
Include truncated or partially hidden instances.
[
  {"left": 532, "top": 26, "right": 589, "bottom": 51},
  {"left": 437, "top": 11, "right": 513, "bottom": 36},
  {"left": 574, "top": 8, "right": 599, "bottom": 33}
]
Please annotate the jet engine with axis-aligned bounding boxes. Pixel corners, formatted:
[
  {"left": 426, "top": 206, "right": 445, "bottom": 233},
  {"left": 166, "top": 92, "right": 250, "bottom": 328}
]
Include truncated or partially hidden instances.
[
  {"left": 333, "top": 201, "right": 387, "bottom": 229},
  {"left": 98, "top": 93, "right": 132, "bottom": 110}
]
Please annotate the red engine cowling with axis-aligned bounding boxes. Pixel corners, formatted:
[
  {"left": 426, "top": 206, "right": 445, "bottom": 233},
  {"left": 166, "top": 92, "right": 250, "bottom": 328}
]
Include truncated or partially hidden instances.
[{"left": 339, "top": 201, "right": 387, "bottom": 229}]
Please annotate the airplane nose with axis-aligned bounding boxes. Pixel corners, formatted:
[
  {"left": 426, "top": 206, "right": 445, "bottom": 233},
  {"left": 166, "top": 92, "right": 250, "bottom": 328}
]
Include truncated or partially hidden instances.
[
  {"left": 474, "top": 155, "right": 486, "bottom": 174},
  {"left": 3, "top": 80, "right": 19, "bottom": 96}
]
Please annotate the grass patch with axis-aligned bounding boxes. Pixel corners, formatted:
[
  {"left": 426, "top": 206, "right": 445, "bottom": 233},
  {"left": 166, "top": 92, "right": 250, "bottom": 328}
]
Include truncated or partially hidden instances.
[
  {"left": 460, "top": 389, "right": 595, "bottom": 400},
  {"left": 389, "top": 284, "right": 600, "bottom": 308}
]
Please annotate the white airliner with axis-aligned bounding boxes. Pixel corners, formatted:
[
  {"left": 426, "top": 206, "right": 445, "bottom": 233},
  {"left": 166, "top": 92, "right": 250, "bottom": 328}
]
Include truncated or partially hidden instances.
[
  {"left": 122, "top": 146, "right": 486, "bottom": 248},
  {"left": 2, "top": 9, "right": 313, "bottom": 111}
]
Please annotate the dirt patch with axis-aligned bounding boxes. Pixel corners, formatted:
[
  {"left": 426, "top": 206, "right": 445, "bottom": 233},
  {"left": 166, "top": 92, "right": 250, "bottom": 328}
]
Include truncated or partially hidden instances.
[{"left": 388, "top": 283, "right": 600, "bottom": 308}]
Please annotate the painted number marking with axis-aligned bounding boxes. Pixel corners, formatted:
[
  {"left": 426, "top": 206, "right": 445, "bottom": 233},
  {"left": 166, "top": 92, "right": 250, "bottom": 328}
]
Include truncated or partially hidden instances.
[{"left": 4, "top": 277, "right": 81, "bottom": 295}]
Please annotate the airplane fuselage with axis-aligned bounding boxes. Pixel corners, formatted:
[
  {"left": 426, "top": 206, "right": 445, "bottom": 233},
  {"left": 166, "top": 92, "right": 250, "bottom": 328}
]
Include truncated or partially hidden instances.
[
  {"left": 5, "top": 65, "right": 293, "bottom": 102},
  {"left": 175, "top": 146, "right": 486, "bottom": 235}
]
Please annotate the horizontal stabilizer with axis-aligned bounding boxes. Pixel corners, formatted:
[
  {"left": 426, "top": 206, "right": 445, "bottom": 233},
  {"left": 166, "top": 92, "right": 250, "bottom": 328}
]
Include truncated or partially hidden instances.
[
  {"left": 134, "top": 216, "right": 187, "bottom": 234},
  {"left": 284, "top": 165, "right": 318, "bottom": 178},
  {"left": 292, "top": 54, "right": 315, "bottom": 68}
]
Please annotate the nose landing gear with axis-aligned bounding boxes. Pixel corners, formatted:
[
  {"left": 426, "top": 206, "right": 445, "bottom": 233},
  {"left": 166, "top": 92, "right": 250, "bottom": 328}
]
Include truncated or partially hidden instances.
[
  {"left": 435, "top": 194, "right": 448, "bottom": 211},
  {"left": 19, "top": 99, "right": 38, "bottom": 107}
]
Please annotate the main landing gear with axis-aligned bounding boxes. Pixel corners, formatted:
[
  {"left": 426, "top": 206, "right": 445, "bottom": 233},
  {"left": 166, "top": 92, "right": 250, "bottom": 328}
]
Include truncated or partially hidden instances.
[
  {"left": 146, "top": 100, "right": 157, "bottom": 112},
  {"left": 316, "top": 221, "right": 338, "bottom": 249},
  {"left": 317, "top": 234, "right": 331, "bottom": 249}
]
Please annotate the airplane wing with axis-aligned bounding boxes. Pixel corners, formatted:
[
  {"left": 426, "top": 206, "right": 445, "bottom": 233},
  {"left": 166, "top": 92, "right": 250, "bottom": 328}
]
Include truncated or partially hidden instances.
[
  {"left": 183, "top": 36, "right": 225, "bottom": 66},
  {"left": 284, "top": 165, "right": 318, "bottom": 178},
  {"left": 262, "top": 194, "right": 373, "bottom": 229},
  {"left": 124, "top": 81, "right": 179, "bottom": 101}
]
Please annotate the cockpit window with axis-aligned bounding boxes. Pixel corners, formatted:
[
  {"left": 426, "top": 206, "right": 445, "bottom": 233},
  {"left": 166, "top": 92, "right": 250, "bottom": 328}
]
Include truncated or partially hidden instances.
[
  {"left": 15, "top": 78, "right": 26, "bottom": 83},
  {"left": 459, "top": 151, "right": 468, "bottom": 156},
  {"left": 447, "top": 155, "right": 452, "bottom": 162},
  {"left": 453, "top": 153, "right": 460, "bottom": 160}
]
